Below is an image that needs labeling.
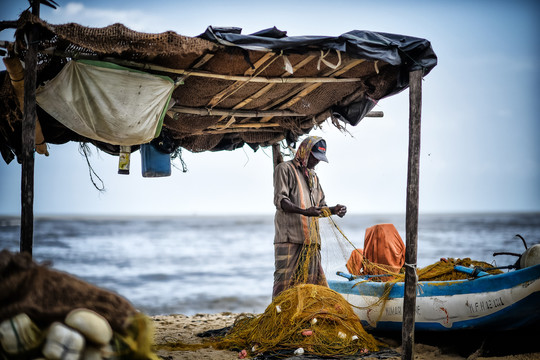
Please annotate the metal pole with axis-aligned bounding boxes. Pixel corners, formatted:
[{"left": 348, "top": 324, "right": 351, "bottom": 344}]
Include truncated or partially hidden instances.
[
  {"left": 20, "top": 0, "right": 40, "bottom": 255},
  {"left": 401, "top": 69, "right": 422, "bottom": 360}
]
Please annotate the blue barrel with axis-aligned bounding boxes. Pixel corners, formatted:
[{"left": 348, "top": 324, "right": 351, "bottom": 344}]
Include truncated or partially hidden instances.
[{"left": 140, "top": 142, "right": 171, "bottom": 177}]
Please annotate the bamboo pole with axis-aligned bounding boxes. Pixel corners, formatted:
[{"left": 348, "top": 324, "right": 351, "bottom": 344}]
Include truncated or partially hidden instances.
[
  {"left": 259, "top": 59, "right": 365, "bottom": 123},
  {"left": 210, "top": 122, "right": 281, "bottom": 129},
  {"left": 236, "top": 55, "right": 315, "bottom": 110},
  {"left": 169, "top": 105, "right": 383, "bottom": 120},
  {"left": 402, "top": 69, "right": 423, "bottom": 360},
  {"left": 235, "top": 55, "right": 316, "bottom": 124},
  {"left": 169, "top": 106, "right": 305, "bottom": 118},
  {"left": 207, "top": 52, "right": 277, "bottom": 108},
  {"left": 195, "top": 127, "right": 283, "bottom": 135},
  {"left": 42, "top": 51, "right": 362, "bottom": 84},
  {"left": 21, "top": 0, "right": 40, "bottom": 255},
  {"left": 177, "top": 53, "right": 215, "bottom": 83}
]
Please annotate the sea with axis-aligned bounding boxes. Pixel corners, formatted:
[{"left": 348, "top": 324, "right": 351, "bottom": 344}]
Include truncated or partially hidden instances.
[{"left": 1, "top": 213, "right": 539, "bottom": 316}]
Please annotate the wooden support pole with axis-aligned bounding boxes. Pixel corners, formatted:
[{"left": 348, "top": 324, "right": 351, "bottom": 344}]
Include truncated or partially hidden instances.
[
  {"left": 272, "top": 143, "right": 283, "bottom": 169},
  {"left": 402, "top": 69, "right": 423, "bottom": 360},
  {"left": 20, "top": 0, "right": 40, "bottom": 255}
]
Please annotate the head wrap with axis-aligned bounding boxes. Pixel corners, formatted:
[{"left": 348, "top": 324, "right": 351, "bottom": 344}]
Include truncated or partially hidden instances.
[{"left": 294, "top": 136, "right": 324, "bottom": 190}]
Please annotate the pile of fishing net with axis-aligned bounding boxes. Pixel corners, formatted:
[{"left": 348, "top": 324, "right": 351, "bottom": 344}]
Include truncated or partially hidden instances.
[
  {"left": 159, "top": 211, "right": 505, "bottom": 358},
  {"left": 157, "top": 284, "right": 383, "bottom": 358},
  {"left": 0, "top": 250, "right": 158, "bottom": 360},
  {"left": 214, "top": 284, "right": 382, "bottom": 358}
]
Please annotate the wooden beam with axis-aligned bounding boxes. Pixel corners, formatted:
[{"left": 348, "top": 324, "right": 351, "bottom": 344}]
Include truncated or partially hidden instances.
[
  {"left": 21, "top": 0, "right": 40, "bottom": 255},
  {"left": 235, "top": 55, "right": 316, "bottom": 123},
  {"left": 0, "top": 21, "right": 18, "bottom": 32},
  {"left": 196, "top": 127, "right": 283, "bottom": 135},
  {"left": 209, "top": 122, "right": 280, "bottom": 130},
  {"left": 402, "top": 69, "right": 423, "bottom": 360},
  {"left": 177, "top": 53, "right": 215, "bottom": 83},
  {"left": 207, "top": 52, "right": 277, "bottom": 108},
  {"left": 169, "top": 105, "right": 382, "bottom": 121},
  {"left": 169, "top": 106, "right": 305, "bottom": 118},
  {"left": 169, "top": 105, "right": 383, "bottom": 121},
  {"left": 259, "top": 59, "right": 365, "bottom": 123},
  {"left": 65, "top": 56, "right": 362, "bottom": 84}
]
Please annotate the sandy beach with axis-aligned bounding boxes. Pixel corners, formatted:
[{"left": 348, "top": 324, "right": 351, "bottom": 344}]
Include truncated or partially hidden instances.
[{"left": 151, "top": 313, "right": 540, "bottom": 360}]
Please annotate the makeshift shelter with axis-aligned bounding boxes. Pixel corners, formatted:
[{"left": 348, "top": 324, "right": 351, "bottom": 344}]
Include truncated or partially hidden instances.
[
  {"left": 1, "top": 10, "right": 436, "bottom": 162},
  {"left": 0, "top": 6, "right": 437, "bottom": 359}
]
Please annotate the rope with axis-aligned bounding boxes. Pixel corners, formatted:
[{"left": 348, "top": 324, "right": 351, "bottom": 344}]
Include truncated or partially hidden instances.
[
  {"left": 404, "top": 262, "right": 418, "bottom": 283},
  {"left": 79, "top": 143, "right": 105, "bottom": 192},
  {"left": 317, "top": 49, "right": 342, "bottom": 70}
]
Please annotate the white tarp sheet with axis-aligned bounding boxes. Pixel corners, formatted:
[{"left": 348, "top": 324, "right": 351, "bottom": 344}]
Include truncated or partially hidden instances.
[{"left": 36, "top": 60, "right": 175, "bottom": 146}]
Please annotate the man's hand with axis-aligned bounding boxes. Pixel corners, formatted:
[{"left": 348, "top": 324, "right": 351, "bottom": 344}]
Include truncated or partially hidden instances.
[
  {"left": 281, "top": 198, "right": 322, "bottom": 217},
  {"left": 304, "top": 206, "right": 323, "bottom": 217},
  {"left": 332, "top": 204, "right": 347, "bottom": 218}
]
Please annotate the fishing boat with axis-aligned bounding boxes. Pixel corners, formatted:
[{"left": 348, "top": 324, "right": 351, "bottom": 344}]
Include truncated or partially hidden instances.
[{"left": 328, "top": 263, "right": 540, "bottom": 332}]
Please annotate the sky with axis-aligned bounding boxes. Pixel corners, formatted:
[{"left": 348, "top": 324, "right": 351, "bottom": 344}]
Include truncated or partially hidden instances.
[{"left": 0, "top": 0, "right": 539, "bottom": 216}]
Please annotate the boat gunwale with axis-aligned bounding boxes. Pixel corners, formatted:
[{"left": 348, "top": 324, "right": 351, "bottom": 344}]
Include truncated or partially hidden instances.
[{"left": 328, "top": 263, "right": 540, "bottom": 298}]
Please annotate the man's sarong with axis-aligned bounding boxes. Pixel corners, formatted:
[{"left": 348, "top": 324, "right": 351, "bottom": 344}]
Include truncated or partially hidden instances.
[{"left": 272, "top": 242, "right": 327, "bottom": 299}]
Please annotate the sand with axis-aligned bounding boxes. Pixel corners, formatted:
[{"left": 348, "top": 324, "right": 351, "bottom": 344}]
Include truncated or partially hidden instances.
[{"left": 151, "top": 313, "right": 540, "bottom": 360}]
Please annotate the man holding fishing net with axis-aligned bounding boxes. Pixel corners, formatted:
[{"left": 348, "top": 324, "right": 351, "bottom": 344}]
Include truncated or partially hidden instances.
[{"left": 272, "top": 136, "right": 347, "bottom": 298}]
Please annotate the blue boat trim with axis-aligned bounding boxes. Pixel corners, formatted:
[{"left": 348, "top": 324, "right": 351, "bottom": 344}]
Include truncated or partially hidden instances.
[
  {"left": 329, "top": 264, "right": 540, "bottom": 298},
  {"left": 329, "top": 264, "right": 540, "bottom": 331}
]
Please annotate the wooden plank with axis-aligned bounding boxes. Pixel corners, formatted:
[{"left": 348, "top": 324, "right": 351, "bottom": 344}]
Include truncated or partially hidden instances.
[
  {"left": 236, "top": 55, "right": 316, "bottom": 124},
  {"left": 207, "top": 52, "right": 277, "bottom": 108},
  {"left": 176, "top": 53, "right": 215, "bottom": 84},
  {"left": 402, "top": 69, "right": 423, "bottom": 360},
  {"left": 192, "top": 53, "right": 215, "bottom": 68},
  {"left": 21, "top": 0, "right": 40, "bottom": 255},
  {"left": 259, "top": 58, "right": 365, "bottom": 122}
]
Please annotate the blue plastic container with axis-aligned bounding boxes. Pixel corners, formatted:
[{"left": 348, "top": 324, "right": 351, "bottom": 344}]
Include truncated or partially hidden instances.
[{"left": 140, "top": 143, "right": 171, "bottom": 177}]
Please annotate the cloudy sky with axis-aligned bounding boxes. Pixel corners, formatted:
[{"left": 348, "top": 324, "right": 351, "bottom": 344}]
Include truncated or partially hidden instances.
[{"left": 0, "top": 0, "right": 539, "bottom": 216}]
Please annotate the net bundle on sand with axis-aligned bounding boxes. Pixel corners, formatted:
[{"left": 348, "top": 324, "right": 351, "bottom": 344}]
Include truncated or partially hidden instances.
[
  {"left": 158, "top": 209, "right": 383, "bottom": 358},
  {"left": 214, "top": 284, "right": 381, "bottom": 358},
  {"left": 159, "top": 207, "right": 505, "bottom": 358}
]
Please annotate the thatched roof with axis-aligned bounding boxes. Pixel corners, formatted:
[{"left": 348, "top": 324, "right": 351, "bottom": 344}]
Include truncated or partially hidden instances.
[{"left": 0, "top": 11, "right": 437, "bottom": 163}]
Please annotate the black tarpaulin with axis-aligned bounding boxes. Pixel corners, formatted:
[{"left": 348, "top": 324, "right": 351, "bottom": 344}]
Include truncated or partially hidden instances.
[{"left": 200, "top": 26, "right": 437, "bottom": 125}]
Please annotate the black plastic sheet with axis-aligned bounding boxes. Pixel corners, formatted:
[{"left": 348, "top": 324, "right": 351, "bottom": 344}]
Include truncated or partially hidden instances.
[{"left": 200, "top": 26, "right": 437, "bottom": 126}]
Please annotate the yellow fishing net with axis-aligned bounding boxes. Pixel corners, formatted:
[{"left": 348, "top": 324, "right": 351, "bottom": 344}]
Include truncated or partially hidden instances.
[
  {"left": 214, "top": 284, "right": 381, "bottom": 357},
  {"left": 157, "top": 207, "right": 382, "bottom": 358},
  {"left": 211, "top": 207, "right": 382, "bottom": 358},
  {"left": 158, "top": 208, "right": 502, "bottom": 358},
  {"left": 318, "top": 212, "right": 503, "bottom": 328}
]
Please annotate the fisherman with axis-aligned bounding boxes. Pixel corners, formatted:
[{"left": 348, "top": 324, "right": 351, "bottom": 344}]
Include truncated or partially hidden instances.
[{"left": 272, "top": 136, "right": 347, "bottom": 298}]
